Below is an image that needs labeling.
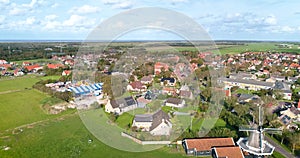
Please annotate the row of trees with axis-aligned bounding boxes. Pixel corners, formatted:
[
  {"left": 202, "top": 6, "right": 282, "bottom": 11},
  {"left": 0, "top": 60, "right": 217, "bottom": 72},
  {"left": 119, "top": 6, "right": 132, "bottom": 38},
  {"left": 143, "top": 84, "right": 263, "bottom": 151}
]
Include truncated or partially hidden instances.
[{"left": 33, "top": 79, "right": 72, "bottom": 102}]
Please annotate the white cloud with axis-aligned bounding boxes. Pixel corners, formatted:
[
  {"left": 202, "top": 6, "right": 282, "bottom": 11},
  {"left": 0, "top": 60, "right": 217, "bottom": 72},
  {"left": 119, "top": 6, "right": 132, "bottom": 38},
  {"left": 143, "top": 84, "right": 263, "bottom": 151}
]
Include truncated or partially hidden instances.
[
  {"left": 45, "top": 14, "right": 58, "bottom": 21},
  {"left": 69, "top": 5, "right": 101, "bottom": 14},
  {"left": 0, "top": 0, "right": 9, "bottom": 4},
  {"left": 9, "top": 7, "right": 28, "bottom": 16},
  {"left": 63, "top": 15, "right": 96, "bottom": 29},
  {"left": 5, "top": 17, "right": 37, "bottom": 30},
  {"left": 281, "top": 26, "right": 295, "bottom": 33},
  {"left": 51, "top": 2, "right": 58, "bottom": 8},
  {"left": 102, "top": 0, "right": 133, "bottom": 9},
  {"left": 0, "top": 15, "right": 5, "bottom": 24},
  {"left": 8, "top": 0, "right": 44, "bottom": 16},
  {"left": 168, "top": 0, "right": 189, "bottom": 5},
  {"left": 263, "top": 15, "right": 277, "bottom": 25}
]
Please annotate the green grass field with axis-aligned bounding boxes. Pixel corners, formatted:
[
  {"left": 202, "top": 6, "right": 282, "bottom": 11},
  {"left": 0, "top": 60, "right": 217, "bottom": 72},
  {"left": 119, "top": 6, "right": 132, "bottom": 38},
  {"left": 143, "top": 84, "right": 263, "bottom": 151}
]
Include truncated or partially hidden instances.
[
  {"left": 0, "top": 114, "right": 189, "bottom": 158},
  {"left": 0, "top": 89, "right": 73, "bottom": 131},
  {"left": 0, "top": 76, "right": 40, "bottom": 92},
  {"left": 0, "top": 76, "right": 68, "bottom": 131}
]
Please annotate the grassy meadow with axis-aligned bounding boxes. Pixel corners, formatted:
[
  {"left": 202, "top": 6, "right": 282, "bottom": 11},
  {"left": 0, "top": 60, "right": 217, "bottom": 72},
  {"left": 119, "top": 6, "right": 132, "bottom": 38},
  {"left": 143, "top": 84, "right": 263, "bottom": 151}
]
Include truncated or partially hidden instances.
[{"left": 0, "top": 114, "right": 189, "bottom": 158}]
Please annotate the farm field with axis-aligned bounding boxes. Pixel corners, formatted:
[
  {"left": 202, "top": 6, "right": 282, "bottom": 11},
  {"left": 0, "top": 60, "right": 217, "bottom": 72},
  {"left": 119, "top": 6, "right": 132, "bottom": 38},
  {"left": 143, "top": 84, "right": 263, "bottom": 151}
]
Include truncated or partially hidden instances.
[{"left": 145, "top": 42, "right": 300, "bottom": 54}]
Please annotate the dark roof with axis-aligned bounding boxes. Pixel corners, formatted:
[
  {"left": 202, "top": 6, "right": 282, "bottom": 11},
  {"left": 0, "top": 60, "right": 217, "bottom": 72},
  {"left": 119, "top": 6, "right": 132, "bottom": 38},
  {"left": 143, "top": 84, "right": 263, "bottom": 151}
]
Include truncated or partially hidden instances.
[
  {"left": 161, "top": 78, "right": 175, "bottom": 83},
  {"left": 150, "top": 110, "right": 170, "bottom": 131},
  {"left": 134, "top": 114, "right": 153, "bottom": 122},
  {"left": 273, "top": 81, "right": 292, "bottom": 93},
  {"left": 166, "top": 98, "right": 182, "bottom": 105},
  {"left": 179, "top": 90, "right": 192, "bottom": 98},
  {"left": 111, "top": 96, "right": 137, "bottom": 108}
]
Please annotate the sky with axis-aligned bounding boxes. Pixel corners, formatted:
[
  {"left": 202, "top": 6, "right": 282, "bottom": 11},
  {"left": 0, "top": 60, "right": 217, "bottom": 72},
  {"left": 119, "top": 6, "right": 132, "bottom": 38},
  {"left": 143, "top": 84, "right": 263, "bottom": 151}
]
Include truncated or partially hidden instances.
[{"left": 0, "top": 0, "right": 300, "bottom": 41}]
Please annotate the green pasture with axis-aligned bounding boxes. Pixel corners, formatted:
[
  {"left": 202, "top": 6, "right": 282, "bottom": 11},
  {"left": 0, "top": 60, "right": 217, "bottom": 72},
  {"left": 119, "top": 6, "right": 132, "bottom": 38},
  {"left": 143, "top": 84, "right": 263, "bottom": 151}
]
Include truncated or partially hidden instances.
[{"left": 0, "top": 114, "right": 189, "bottom": 158}]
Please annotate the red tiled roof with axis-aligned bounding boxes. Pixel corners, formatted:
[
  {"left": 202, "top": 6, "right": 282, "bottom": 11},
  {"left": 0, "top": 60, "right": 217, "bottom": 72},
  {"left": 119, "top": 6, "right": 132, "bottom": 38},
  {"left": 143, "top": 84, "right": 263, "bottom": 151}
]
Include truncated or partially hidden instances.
[
  {"left": 24, "top": 64, "right": 41, "bottom": 71},
  {"left": 213, "top": 146, "right": 244, "bottom": 158},
  {"left": 184, "top": 138, "right": 234, "bottom": 151},
  {"left": 47, "top": 63, "right": 64, "bottom": 69},
  {"left": 0, "top": 64, "right": 11, "bottom": 69}
]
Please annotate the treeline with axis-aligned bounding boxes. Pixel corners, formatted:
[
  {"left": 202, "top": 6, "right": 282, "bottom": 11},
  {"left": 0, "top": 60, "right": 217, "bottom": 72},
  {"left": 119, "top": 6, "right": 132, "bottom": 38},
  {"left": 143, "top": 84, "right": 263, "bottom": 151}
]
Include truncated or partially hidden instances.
[{"left": 33, "top": 79, "right": 72, "bottom": 102}]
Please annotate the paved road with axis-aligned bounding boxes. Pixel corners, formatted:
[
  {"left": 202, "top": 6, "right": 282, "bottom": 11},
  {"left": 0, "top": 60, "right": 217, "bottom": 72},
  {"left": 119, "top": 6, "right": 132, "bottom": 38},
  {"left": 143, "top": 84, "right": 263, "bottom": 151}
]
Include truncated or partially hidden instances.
[{"left": 265, "top": 136, "right": 298, "bottom": 158}]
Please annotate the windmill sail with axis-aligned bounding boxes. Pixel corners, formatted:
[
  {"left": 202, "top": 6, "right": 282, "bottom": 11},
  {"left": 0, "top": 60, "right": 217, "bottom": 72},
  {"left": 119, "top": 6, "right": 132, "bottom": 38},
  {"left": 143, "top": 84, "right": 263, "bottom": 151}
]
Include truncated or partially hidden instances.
[{"left": 237, "top": 105, "right": 282, "bottom": 156}]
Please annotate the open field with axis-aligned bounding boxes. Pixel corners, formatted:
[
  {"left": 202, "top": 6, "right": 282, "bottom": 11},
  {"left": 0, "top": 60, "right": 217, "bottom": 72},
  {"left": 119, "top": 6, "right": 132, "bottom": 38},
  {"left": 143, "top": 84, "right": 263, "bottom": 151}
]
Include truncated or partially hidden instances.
[
  {"left": 144, "top": 42, "right": 300, "bottom": 54},
  {"left": 0, "top": 89, "right": 72, "bottom": 131},
  {"left": 0, "top": 114, "right": 189, "bottom": 158},
  {"left": 0, "top": 76, "right": 40, "bottom": 92},
  {"left": 0, "top": 76, "right": 69, "bottom": 131}
]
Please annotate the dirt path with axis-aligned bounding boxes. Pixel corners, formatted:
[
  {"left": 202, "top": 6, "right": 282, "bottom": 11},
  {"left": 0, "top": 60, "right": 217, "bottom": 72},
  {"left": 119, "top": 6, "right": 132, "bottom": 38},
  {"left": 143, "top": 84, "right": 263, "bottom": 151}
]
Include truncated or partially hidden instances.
[{"left": 0, "top": 89, "right": 21, "bottom": 95}]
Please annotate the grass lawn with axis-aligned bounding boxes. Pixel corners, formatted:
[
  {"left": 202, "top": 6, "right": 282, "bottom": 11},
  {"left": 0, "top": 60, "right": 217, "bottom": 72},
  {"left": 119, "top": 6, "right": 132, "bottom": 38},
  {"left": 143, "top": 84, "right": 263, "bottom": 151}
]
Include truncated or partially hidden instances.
[
  {"left": 40, "top": 75, "right": 61, "bottom": 80},
  {"left": 232, "top": 88, "right": 254, "bottom": 94},
  {"left": 214, "top": 119, "right": 226, "bottom": 127},
  {"left": 271, "top": 151, "right": 286, "bottom": 158},
  {"left": 0, "top": 114, "right": 189, "bottom": 158},
  {"left": 116, "top": 112, "right": 134, "bottom": 129},
  {"left": 0, "top": 75, "right": 61, "bottom": 93}
]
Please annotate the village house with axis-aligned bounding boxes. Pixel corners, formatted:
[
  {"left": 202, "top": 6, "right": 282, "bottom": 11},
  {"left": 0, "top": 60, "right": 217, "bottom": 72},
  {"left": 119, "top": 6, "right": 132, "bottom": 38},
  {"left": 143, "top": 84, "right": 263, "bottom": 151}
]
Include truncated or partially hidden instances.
[
  {"left": 14, "top": 68, "right": 24, "bottom": 76},
  {"left": 280, "top": 107, "right": 300, "bottom": 121},
  {"left": 0, "top": 59, "right": 8, "bottom": 65},
  {"left": 0, "top": 63, "right": 11, "bottom": 70},
  {"left": 105, "top": 96, "right": 138, "bottom": 114},
  {"left": 160, "top": 77, "right": 176, "bottom": 86},
  {"left": 273, "top": 81, "right": 292, "bottom": 100},
  {"left": 127, "top": 81, "right": 147, "bottom": 92},
  {"left": 154, "top": 62, "right": 169, "bottom": 75},
  {"left": 179, "top": 90, "right": 193, "bottom": 99},
  {"left": 165, "top": 98, "right": 185, "bottom": 108},
  {"left": 140, "top": 75, "right": 153, "bottom": 84},
  {"left": 47, "top": 63, "right": 64, "bottom": 69},
  {"left": 132, "top": 110, "right": 172, "bottom": 135},
  {"left": 182, "top": 138, "right": 235, "bottom": 156},
  {"left": 162, "top": 87, "right": 177, "bottom": 96},
  {"left": 24, "top": 64, "right": 43, "bottom": 73},
  {"left": 62, "top": 70, "right": 71, "bottom": 76}
]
